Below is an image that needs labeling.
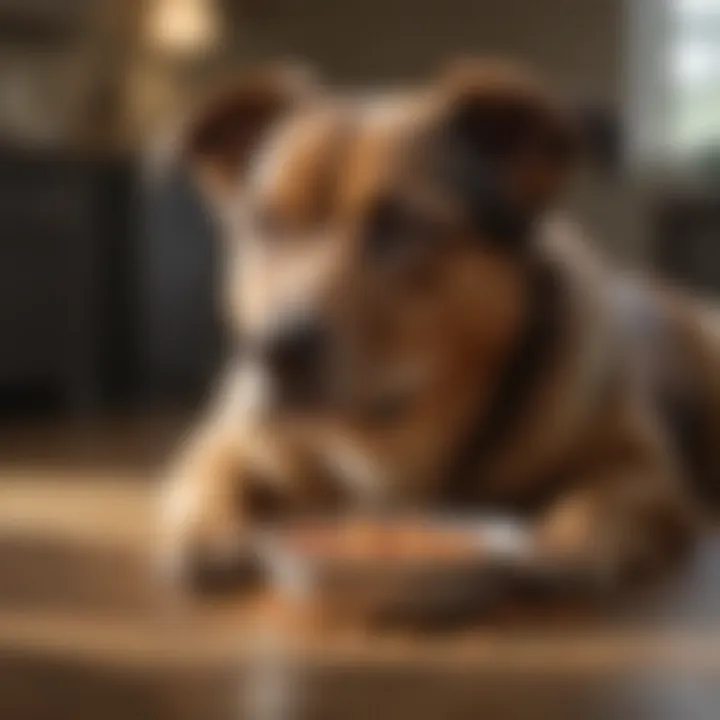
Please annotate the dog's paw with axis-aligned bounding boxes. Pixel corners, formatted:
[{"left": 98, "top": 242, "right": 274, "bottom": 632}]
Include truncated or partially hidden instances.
[{"left": 157, "top": 469, "right": 261, "bottom": 594}]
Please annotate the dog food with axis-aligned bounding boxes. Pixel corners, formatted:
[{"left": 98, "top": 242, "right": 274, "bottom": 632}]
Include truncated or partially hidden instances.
[{"left": 284, "top": 519, "right": 484, "bottom": 563}]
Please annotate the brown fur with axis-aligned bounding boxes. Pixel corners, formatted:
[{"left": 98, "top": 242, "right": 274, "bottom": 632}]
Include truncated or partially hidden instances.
[{"left": 161, "top": 60, "right": 718, "bottom": 597}]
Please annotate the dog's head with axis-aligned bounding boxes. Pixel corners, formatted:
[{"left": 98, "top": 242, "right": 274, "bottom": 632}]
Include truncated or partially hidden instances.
[{"left": 178, "top": 60, "right": 578, "bottom": 418}]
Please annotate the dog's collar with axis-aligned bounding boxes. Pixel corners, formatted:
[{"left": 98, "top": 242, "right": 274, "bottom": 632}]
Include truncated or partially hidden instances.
[{"left": 445, "top": 254, "right": 564, "bottom": 502}]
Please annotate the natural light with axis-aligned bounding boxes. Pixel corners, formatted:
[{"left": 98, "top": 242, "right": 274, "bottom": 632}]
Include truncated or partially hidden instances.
[{"left": 672, "top": 0, "right": 720, "bottom": 149}]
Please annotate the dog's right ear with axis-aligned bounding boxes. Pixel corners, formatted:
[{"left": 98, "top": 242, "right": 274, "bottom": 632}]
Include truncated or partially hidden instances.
[
  {"left": 433, "top": 60, "right": 579, "bottom": 247},
  {"left": 152, "top": 65, "right": 317, "bottom": 205}
]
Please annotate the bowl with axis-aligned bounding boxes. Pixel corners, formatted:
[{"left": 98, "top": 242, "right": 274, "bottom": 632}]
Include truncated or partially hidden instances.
[{"left": 257, "top": 515, "right": 532, "bottom": 624}]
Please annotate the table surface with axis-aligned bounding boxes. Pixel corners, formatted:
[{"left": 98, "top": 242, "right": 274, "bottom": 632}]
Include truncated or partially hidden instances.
[{"left": 1, "top": 415, "right": 719, "bottom": 720}]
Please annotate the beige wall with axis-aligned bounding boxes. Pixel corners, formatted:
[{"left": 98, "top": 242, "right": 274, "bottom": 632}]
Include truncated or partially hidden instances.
[{"left": 230, "top": 0, "right": 622, "bottom": 101}]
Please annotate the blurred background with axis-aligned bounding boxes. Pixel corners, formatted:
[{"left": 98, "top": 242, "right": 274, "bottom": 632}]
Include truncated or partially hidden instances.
[{"left": 1, "top": 1, "right": 720, "bottom": 719}]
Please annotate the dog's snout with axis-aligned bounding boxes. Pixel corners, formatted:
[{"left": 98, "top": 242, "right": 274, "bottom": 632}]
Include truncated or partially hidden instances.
[
  {"left": 266, "top": 317, "right": 326, "bottom": 372},
  {"left": 263, "top": 316, "right": 329, "bottom": 403}
]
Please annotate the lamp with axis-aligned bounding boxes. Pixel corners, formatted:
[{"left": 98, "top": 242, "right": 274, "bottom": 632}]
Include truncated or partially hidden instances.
[{"left": 145, "top": 0, "right": 221, "bottom": 55}]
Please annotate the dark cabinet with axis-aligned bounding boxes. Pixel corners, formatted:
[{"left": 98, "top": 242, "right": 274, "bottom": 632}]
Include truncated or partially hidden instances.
[
  {"left": 0, "top": 149, "right": 133, "bottom": 412},
  {"left": 653, "top": 190, "right": 720, "bottom": 298}
]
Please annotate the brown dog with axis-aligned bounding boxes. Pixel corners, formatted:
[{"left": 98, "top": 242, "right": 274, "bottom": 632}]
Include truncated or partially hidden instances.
[{"left": 160, "top": 60, "right": 720, "bottom": 596}]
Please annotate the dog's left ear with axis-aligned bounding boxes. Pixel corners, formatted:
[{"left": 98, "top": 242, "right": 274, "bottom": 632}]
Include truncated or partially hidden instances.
[
  {"left": 150, "top": 64, "right": 317, "bottom": 207},
  {"left": 435, "top": 60, "right": 579, "bottom": 245}
]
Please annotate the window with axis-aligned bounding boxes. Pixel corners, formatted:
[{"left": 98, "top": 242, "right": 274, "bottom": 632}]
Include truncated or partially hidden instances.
[
  {"left": 630, "top": 0, "right": 720, "bottom": 162},
  {"left": 672, "top": 0, "right": 720, "bottom": 150}
]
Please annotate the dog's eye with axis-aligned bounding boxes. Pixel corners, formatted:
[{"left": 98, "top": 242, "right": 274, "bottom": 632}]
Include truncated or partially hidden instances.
[{"left": 365, "top": 198, "right": 436, "bottom": 263}]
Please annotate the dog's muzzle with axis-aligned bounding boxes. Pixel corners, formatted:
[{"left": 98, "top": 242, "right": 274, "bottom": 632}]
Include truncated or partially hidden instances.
[{"left": 262, "top": 314, "right": 330, "bottom": 408}]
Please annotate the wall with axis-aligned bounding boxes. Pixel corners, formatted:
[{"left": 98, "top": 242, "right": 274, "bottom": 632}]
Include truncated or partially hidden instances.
[{"left": 229, "top": 0, "right": 622, "bottom": 101}]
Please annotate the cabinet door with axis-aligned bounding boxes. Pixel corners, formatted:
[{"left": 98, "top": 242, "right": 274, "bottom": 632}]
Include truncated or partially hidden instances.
[
  {"left": 654, "top": 198, "right": 720, "bottom": 297},
  {"left": 0, "top": 165, "right": 94, "bottom": 402}
]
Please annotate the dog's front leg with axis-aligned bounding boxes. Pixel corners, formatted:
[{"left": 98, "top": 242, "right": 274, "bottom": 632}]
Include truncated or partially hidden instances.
[
  {"left": 470, "top": 395, "right": 701, "bottom": 608},
  {"left": 398, "top": 470, "right": 696, "bottom": 628},
  {"left": 528, "top": 466, "right": 696, "bottom": 595},
  {"left": 158, "top": 365, "right": 313, "bottom": 589}
]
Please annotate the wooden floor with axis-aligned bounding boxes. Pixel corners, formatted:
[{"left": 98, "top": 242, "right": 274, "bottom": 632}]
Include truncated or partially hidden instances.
[{"left": 1, "top": 415, "right": 720, "bottom": 719}]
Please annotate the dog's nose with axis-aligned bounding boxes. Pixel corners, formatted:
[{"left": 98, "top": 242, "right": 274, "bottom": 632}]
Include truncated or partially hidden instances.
[
  {"left": 266, "top": 317, "right": 326, "bottom": 374},
  {"left": 263, "top": 316, "right": 329, "bottom": 402}
]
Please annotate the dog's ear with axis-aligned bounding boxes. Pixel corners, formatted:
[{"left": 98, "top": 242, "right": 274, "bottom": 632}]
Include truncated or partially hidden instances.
[
  {"left": 153, "top": 65, "right": 317, "bottom": 205},
  {"left": 435, "top": 59, "right": 579, "bottom": 246}
]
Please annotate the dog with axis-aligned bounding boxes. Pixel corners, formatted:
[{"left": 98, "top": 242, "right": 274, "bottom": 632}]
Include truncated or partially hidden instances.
[{"left": 159, "top": 59, "right": 720, "bottom": 599}]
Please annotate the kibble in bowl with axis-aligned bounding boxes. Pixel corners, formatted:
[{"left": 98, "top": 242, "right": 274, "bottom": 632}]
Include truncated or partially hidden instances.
[{"left": 259, "top": 516, "right": 531, "bottom": 623}]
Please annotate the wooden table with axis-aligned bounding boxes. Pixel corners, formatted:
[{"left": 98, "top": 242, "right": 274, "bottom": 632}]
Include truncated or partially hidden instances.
[{"left": 1, "top": 417, "right": 719, "bottom": 719}]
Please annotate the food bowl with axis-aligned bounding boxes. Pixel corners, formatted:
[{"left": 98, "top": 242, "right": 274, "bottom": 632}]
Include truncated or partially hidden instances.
[{"left": 258, "top": 515, "right": 532, "bottom": 623}]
